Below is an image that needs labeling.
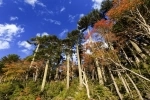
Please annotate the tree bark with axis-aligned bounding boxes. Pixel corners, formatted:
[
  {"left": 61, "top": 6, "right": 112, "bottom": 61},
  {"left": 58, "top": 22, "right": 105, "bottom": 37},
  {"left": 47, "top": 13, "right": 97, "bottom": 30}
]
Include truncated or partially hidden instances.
[
  {"left": 66, "top": 54, "right": 70, "bottom": 89},
  {"left": 108, "top": 67, "right": 123, "bottom": 100},
  {"left": 55, "top": 67, "right": 59, "bottom": 80},
  {"left": 95, "top": 58, "right": 104, "bottom": 85},
  {"left": 41, "top": 59, "right": 49, "bottom": 92},
  {"left": 130, "top": 40, "right": 146, "bottom": 59},
  {"left": 82, "top": 70, "right": 90, "bottom": 99},
  {"left": 124, "top": 76, "right": 134, "bottom": 98},
  {"left": 109, "top": 58, "right": 150, "bottom": 82},
  {"left": 117, "top": 71, "right": 130, "bottom": 94},
  {"left": 76, "top": 44, "right": 83, "bottom": 87},
  {"left": 126, "top": 73, "right": 143, "bottom": 100},
  {"left": 29, "top": 44, "right": 40, "bottom": 68},
  {"left": 34, "top": 66, "right": 38, "bottom": 82}
]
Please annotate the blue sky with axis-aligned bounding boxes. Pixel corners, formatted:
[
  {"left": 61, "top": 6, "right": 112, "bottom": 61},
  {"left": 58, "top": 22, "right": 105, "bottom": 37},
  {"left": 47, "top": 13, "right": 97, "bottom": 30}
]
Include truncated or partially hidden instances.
[{"left": 0, "top": 0, "right": 103, "bottom": 58}]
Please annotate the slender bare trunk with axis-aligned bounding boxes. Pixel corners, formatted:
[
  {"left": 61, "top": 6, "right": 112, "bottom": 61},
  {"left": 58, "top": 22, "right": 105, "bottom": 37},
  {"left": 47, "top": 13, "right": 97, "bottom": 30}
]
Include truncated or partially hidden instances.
[
  {"left": 77, "top": 44, "right": 83, "bottom": 87},
  {"left": 55, "top": 68, "right": 59, "bottom": 80},
  {"left": 41, "top": 60, "right": 49, "bottom": 92},
  {"left": 66, "top": 54, "right": 70, "bottom": 89},
  {"left": 34, "top": 66, "right": 38, "bottom": 82},
  {"left": 124, "top": 76, "right": 134, "bottom": 98},
  {"left": 109, "top": 58, "right": 150, "bottom": 82},
  {"left": 91, "top": 69, "right": 95, "bottom": 80},
  {"left": 108, "top": 67, "right": 123, "bottom": 100},
  {"left": 126, "top": 74, "right": 143, "bottom": 100},
  {"left": 121, "top": 46, "right": 132, "bottom": 65},
  {"left": 29, "top": 44, "right": 40, "bottom": 68},
  {"left": 101, "top": 66, "right": 106, "bottom": 83},
  {"left": 95, "top": 58, "right": 104, "bottom": 85},
  {"left": 130, "top": 40, "right": 146, "bottom": 59},
  {"left": 117, "top": 71, "right": 130, "bottom": 94},
  {"left": 82, "top": 70, "right": 90, "bottom": 99}
]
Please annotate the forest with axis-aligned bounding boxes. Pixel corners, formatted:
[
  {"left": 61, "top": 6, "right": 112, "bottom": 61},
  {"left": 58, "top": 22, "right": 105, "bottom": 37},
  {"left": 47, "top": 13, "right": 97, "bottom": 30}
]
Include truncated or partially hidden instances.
[{"left": 0, "top": 0, "right": 150, "bottom": 100}]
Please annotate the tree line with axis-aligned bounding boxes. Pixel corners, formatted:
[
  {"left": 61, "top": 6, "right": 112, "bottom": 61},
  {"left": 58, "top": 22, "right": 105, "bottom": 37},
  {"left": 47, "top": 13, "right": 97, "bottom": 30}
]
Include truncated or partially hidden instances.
[{"left": 0, "top": 0, "right": 150, "bottom": 99}]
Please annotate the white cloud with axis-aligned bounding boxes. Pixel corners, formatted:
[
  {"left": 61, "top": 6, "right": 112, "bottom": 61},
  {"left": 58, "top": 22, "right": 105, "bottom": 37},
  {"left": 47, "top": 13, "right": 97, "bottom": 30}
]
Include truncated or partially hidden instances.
[
  {"left": 0, "top": 41, "right": 10, "bottom": 49},
  {"left": 21, "top": 49, "right": 30, "bottom": 54},
  {"left": 18, "top": 7, "right": 24, "bottom": 11},
  {"left": 69, "top": 1, "right": 71, "bottom": 4},
  {"left": 24, "top": 0, "right": 46, "bottom": 7},
  {"left": 10, "top": 16, "right": 18, "bottom": 21},
  {"left": 36, "top": 32, "right": 49, "bottom": 37},
  {"left": 59, "top": 29, "right": 68, "bottom": 38},
  {"left": 0, "top": 24, "right": 24, "bottom": 41},
  {"left": 18, "top": 41, "right": 33, "bottom": 50},
  {"left": 79, "top": 14, "right": 84, "bottom": 18},
  {"left": 60, "top": 7, "right": 65, "bottom": 12},
  {"left": 44, "top": 18, "right": 61, "bottom": 25},
  {"left": 0, "top": 0, "right": 3, "bottom": 6},
  {"left": 0, "top": 23, "right": 24, "bottom": 50},
  {"left": 68, "top": 15, "right": 76, "bottom": 23},
  {"left": 37, "top": 2, "right": 46, "bottom": 7},
  {"left": 39, "top": 9, "right": 53, "bottom": 15},
  {"left": 92, "top": 0, "right": 103, "bottom": 9}
]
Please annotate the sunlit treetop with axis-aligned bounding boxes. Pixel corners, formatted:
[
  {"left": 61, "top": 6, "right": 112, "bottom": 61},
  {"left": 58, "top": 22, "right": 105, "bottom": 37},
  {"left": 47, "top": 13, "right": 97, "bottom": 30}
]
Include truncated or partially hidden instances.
[
  {"left": 107, "top": 0, "right": 143, "bottom": 19},
  {"left": 94, "top": 19, "right": 113, "bottom": 30}
]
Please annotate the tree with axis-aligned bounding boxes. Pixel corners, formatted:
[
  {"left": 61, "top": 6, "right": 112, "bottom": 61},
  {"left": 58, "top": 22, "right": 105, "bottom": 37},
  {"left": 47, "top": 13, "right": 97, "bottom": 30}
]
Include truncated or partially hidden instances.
[
  {"left": 1, "top": 54, "right": 20, "bottom": 64},
  {"left": 38, "top": 35, "right": 61, "bottom": 92},
  {"left": 61, "top": 38, "right": 73, "bottom": 89},
  {"left": 67, "top": 30, "right": 84, "bottom": 87}
]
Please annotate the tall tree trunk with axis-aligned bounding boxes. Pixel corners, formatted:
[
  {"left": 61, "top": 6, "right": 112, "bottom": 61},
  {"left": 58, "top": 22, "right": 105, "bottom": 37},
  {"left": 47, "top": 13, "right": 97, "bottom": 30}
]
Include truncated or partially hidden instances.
[
  {"left": 120, "top": 46, "right": 132, "bottom": 65},
  {"left": 34, "top": 66, "right": 38, "bottom": 82},
  {"left": 76, "top": 44, "right": 83, "bottom": 87},
  {"left": 29, "top": 44, "right": 40, "bottom": 68},
  {"left": 134, "top": 8, "right": 150, "bottom": 36},
  {"left": 95, "top": 58, "right": 104, "bottom": 85},
  {"left": 108, "top": 67, "right": 123, "bottom": 100},
  {"left": 66, "top": 54, "right": 70, "bottom": 89},
  {"left": 109, "top": 58, "right": 150, "bottom": 82},
  {"left": 82, "top": 70, "right": 90, "bottom": 99},
  {"left": 41, "top": 59, "right": 49, "bottom": 92},
  {"left": 117, "top": 71, "right": 130, "bottom": 94},
  {"left": 55, "top": 68, "right": 59, "bottom": 80},
  {"left": 130, "top": 40, "right": 146, "bottom": 59},
  {"left": 101, "top": 66, "right": 106, "bottom": 83},
  {"left": 91, "top": 69, "right": 95, "bottom": 80},
  {"left": 126, "top": 73, "right": 143, "bottom": 100},
  {"left": 124, "top": 75, "right": 134, "bottom": 98}
]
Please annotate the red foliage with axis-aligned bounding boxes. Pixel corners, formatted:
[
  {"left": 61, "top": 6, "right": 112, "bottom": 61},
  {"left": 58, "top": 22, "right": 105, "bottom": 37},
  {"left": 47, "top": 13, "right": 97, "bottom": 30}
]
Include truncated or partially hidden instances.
[
  {"left": 107, "top": 0, "right": 143, "bottom": 19},
  {"left": 94, "top": 19, "right": 113, "bottom": 30}
]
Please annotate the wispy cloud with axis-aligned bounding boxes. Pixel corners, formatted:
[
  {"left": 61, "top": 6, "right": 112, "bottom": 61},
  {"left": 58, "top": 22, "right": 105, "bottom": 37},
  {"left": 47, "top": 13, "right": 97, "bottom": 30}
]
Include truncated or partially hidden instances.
[
  {"left": 18, "top": 41, "right": 34, "bottom": 54},
  {"left": 0, "top": 0, "right": 3, "bottom": 6},
  {"left": 60, "top": 7, "right": 65, "bottom": 12},
  {"left": 10, "top": 16, "right": 18, "bottom": 21},
  {"left": 36, "top": 32, "right": 49, "bottom": 37},
  {"left": 0, "top": 23, "right": 24, "bottom": 50},
  {"left": 92, "top": 0, "right": 103, "bottom": 9},
  {"left": 44, "top": 18, "right": 61, "bottom": 25},
  {"left": 18, "top": 41, "right": 33, "bottom": 50},
  {"left": 59, "top": 29, "right": 68, "bottom": 38},
  {"left": 24, "top": 0, "right": 46, "bottom": 7},
  {"left": 79, "top": 14, "right": 84, "bottom": 18},
  {"left": 18, "top": 7, "right": 24, "bottom": 11},
  {"left": 69, "top": 1, "right": 71, "bottom": 4},
  {"left": 68, "top": 14, "right": 76, "bottom": 23},
  {"left": 39, "top": 9, "right": 53, "bottom": 15}
]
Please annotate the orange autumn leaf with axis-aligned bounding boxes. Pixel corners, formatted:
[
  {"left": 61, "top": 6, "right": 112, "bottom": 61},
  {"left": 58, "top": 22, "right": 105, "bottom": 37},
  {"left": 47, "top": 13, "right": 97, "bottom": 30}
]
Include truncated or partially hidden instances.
[{"left": 107, "top": 0, "right": 143, "bottom": 19}]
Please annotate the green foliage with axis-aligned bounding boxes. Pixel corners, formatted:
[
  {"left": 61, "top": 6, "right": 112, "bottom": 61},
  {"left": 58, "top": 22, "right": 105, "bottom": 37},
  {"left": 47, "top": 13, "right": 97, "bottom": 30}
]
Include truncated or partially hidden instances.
[
  {"left": 0, "top": 82, "right": 15, "bottom": 99},
  {"left": 45, "top": 81, "right": 65, "bottom": 99},
  {"left": 92, "top": 85, "right": 118, "bottom": 100}
]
